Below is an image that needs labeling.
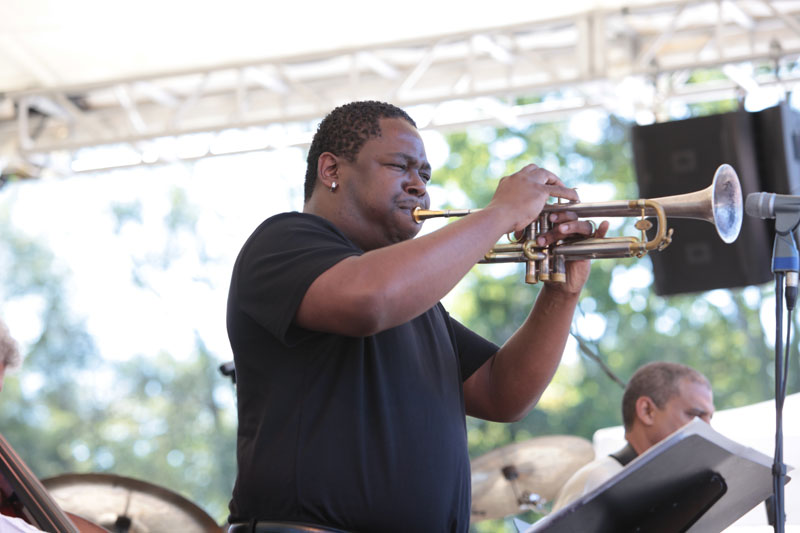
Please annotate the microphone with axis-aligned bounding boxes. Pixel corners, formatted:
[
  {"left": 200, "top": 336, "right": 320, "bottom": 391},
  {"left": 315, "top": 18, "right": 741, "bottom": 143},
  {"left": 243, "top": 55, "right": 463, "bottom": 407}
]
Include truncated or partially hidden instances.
[
  {"left": 745, "top": 192, "right": 800, "bottom": 219},
  {"left": 747, "top": 192, "right": 800, "bottom": 308}
]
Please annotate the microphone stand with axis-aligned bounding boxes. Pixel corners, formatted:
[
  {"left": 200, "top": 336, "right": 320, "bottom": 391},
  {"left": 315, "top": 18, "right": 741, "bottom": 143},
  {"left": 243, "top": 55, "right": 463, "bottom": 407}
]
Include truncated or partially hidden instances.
[{"left": 769, "top": 213, "right": 800, "bottom": 533}]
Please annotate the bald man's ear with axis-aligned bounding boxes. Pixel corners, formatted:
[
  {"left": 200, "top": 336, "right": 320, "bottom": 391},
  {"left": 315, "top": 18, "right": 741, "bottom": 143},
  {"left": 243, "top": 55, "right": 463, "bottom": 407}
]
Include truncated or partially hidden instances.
[
  {"left": 316, "top": 152, "right": 339, "bottom": 191},
  {"left": 635, "top": 396, "right": 657, "bottom": 426}
]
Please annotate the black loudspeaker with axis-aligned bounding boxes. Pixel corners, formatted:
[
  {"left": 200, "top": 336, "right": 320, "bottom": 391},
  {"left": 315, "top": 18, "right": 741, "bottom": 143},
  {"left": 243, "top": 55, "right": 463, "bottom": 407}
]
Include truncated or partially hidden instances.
[
  {"left": 753, "top": 101, "right": 800, "bottom": 195},
  {"left": 632, "top": 111, "right": 773, "bottom": 296},
  {"left": 752, "top": 101, "right": 800, "bottom": 249}
]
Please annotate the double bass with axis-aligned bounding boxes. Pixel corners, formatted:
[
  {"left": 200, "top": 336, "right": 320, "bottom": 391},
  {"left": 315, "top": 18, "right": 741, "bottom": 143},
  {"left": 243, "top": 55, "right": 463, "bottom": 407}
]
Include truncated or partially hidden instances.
[{"left": 0, "top": 433, "right": 108, "bottom": 533}]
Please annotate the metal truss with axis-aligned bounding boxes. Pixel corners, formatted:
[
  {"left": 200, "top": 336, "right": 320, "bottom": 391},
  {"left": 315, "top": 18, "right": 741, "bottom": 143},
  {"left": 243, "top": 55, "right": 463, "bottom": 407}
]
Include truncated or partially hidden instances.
[{"left": 4, "top": 0, "right": 800, "bottom": 176}]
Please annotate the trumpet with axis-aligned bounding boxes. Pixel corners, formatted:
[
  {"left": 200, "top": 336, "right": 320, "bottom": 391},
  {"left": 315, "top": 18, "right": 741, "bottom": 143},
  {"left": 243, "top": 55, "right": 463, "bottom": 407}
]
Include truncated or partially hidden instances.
[{"left": 413, "top": 163, "right": 743, "bottom": 284}]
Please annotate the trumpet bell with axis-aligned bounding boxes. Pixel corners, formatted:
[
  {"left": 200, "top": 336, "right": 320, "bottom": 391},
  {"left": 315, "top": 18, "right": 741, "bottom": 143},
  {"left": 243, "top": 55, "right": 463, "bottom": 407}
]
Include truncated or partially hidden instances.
[
  {"left": 635, "top": 163, "right": 742, "bottom": 244},
  {"left": 710, "top": 164, "right": 743, "bottom": 244}
]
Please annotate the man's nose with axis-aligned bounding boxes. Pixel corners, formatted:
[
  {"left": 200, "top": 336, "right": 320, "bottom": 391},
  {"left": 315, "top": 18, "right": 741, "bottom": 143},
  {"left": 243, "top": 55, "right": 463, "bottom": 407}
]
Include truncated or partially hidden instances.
[{"left": 405, "top": 172, "right": 427, "bottom": 197}]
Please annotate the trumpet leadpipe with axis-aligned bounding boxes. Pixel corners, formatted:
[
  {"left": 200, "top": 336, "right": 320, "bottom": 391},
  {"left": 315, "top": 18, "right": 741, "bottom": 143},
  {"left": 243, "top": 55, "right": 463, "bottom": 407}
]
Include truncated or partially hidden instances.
[{"left": 412, "top": 207, "right": 480, "bottom": 223}]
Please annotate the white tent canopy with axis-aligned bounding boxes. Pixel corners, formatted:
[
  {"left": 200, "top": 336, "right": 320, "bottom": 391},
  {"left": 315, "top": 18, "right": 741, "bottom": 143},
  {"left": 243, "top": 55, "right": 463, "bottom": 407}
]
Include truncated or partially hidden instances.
[
  {"left": 2, "top": 0, "right": 621, "bottom": 90},
  {"left": 3, "top": 0, "right": 800, "bottom": 176}
]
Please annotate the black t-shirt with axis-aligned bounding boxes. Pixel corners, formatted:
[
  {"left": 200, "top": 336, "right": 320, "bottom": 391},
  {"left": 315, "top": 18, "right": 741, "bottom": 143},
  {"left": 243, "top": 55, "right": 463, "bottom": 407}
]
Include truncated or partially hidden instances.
[{"left": 226, "top": 212, "right": 499, "bottom": 532}]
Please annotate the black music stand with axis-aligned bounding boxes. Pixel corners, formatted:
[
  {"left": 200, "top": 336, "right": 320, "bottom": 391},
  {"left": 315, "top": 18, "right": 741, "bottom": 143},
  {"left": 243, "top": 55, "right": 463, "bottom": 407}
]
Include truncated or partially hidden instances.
[{"left": 525, "top": 419, "right": 790, "bottom": 533}]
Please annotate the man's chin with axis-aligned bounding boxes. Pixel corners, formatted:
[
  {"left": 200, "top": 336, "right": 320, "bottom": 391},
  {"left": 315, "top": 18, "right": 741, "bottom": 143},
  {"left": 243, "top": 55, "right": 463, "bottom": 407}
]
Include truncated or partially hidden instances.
[{"left": 391, "top": 220, "right": 422, "bottom": 243}]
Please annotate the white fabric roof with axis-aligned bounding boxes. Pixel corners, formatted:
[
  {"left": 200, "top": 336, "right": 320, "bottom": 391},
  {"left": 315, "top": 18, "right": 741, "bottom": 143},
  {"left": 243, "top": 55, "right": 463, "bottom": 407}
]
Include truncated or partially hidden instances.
[
  {"left": 4, "top": 0, "right": 800, "bottom": 176},
  {"left": 1, "top": 0, "right": 624, "bottom": 92}
]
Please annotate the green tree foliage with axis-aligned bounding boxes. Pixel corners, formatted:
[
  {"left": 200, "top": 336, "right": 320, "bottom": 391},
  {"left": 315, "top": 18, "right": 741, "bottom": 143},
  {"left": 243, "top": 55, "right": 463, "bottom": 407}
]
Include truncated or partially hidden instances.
[
  {"left": 0, "top": 191, "right": 236, "bottom": 526},
  {"left": 431, "top": 111, "right": 799, "bottom": 532},
  {"left": 98, "top": 338, "right": 236, "bottom": 521},
  {"left": 1, "top": 100, "right": 798, "bottom": 533},
  {"left": 0, "top": 206, "right": 111, "bottom": 475}
]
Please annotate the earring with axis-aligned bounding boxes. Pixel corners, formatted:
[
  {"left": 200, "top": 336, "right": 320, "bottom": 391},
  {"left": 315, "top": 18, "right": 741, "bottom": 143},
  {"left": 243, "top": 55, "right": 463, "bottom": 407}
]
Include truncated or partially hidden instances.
[{"left": 330, "top": 182, "right": 338, "bottom": 193}]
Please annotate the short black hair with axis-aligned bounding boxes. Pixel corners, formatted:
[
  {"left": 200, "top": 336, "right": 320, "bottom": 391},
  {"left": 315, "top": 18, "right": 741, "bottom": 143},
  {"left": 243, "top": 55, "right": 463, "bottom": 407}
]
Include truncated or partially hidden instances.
[
  {"left": 621, "top": 361, "right": 710, "bottom": 430},
  {"left": 303, "top": 101, "right": 416, "bottom": 202}
]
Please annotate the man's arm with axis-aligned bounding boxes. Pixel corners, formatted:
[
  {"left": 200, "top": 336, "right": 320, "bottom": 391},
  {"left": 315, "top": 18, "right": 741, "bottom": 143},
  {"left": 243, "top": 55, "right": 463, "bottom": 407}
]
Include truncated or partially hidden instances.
[
  {"left": 296, "top": 165, "right": 587, "bottom": 337},
  {"left": 462, "top": 284, "right": 579, "bottom": 422},
  {"left": 462, "top": 221, "right": 608, "bottom": 423}
]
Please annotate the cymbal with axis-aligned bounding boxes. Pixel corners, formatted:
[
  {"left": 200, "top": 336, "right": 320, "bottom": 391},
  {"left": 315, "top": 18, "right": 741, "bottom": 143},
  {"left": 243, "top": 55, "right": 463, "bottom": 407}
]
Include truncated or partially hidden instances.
[
  {"left": 41, "top": 473, "right": 223, "bottom": 533},
  {"left": 470, "top": 434, "right": 594, "bottom": 521}
]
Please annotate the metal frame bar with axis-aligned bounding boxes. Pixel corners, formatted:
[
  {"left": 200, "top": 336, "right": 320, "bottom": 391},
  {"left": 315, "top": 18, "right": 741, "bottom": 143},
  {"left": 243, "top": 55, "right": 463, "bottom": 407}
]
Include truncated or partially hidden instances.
[{"left": 3, "top": 0, "right": 800, "bottom": 175}]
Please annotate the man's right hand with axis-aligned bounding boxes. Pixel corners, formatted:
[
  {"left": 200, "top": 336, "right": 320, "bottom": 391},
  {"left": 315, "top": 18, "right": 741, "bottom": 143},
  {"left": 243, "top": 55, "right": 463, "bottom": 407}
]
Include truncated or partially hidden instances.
[{"left": 486, "top": 164, "right": 580, "bottom": 234}]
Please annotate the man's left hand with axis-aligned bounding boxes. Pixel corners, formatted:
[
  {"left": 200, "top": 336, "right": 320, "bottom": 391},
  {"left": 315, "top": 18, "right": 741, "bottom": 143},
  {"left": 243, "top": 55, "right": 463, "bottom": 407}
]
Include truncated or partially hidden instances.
[{"left": 535, "top": 212, "right": 610, "bottom": 294}]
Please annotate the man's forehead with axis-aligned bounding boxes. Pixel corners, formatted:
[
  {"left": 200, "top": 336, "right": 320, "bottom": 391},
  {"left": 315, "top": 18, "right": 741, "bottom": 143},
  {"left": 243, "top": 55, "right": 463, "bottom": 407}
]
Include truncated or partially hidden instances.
[
  {"left": 369, "top": 120, "right": 426, "bottom": 153},
  {"left": 676, "top": 379, "right": 714, "bottom": 407},
  {"left": 374, "top": 116, "right": 416, "bottom": 134},
  {"left": 679, "top": 377, "right": 712, "bottom": 393}
]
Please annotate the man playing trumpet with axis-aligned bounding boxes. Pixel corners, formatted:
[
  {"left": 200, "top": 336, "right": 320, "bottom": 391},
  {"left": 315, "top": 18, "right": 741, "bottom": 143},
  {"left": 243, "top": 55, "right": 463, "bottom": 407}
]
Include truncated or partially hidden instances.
[{"left": 225, "top": 100, "right": 608, "bottom": 532}]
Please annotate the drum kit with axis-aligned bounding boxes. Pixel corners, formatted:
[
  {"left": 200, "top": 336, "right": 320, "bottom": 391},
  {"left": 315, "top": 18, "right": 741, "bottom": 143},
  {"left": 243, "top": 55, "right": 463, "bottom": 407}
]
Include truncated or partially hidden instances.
[
  {"left": 0, "top": 430, "right": 591, "bottom": 532},
  {"left": 470, "top": 434, "right": 595, "bottom": 522},
  {"left": 40, "top": 473, "right": 224, "bottom": 533},
  {"left": 2, "top": 402, "right": 593, "bottom": 531},
  {"left": 0, "top": 432, "right": 226, "bottom": 532},
  {"left": 41, "top": 434, "right": 596, "bottom": 529},
  {"left": 29, "top": 436, "right": 593, "bottom": 531}
]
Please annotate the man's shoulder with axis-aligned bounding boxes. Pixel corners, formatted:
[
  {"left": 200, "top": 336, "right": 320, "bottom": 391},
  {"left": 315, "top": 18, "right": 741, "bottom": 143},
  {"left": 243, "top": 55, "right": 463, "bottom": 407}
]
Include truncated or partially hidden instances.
[
  {"left": 551, "top": 455, "right": 623, "bottom": 511},
  {"left": 567, "top": 454, "right": 622, "bottom": 486},
  {"left": 253, "top": 211, "right": 346, "bottom": 238},
  {"left": 580, "top": 455, "right": 624, "bottom": 483},
  {"left": 235, "top": 211, "right": 361, "bottom": 271},
  {"left": 258, "top": 211, "right": 323, "bottom": 230},
  {"left": 242, "top": 212, "right": 341, "bottom": 248}
]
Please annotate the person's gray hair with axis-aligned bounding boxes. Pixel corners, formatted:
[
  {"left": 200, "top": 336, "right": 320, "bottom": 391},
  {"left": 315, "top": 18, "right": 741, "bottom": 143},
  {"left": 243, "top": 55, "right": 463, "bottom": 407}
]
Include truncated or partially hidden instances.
[
  {"left": 621, "top": 361, "right": 710, "bottom": 430},
  {"left": 0, "top": 318, "right": 21, "bottom": 369}
]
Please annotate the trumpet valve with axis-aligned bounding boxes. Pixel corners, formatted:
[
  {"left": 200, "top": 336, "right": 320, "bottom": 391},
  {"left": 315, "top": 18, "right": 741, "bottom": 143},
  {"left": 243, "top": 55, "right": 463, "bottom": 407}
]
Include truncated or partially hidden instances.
[
  {"left": 551, "top": 255, "right": 566, "bottom": 283},
  {"left": 525, "top": 261, "right": 538, "bottom": 284},
  {"left": 539, "top": 261, "right": 550, "bottom": 281},
  {"left": 538, "top": 251, "right": 550, "bottom": 281},
  {"left": 532, "top": 218, "right": 550, "bottom": 281},
  {"left": 523, "top": 240, "right": 540, "bottom": 261},
  {"left": 523, "top": 241, "right": 544, "bottom": 283}
]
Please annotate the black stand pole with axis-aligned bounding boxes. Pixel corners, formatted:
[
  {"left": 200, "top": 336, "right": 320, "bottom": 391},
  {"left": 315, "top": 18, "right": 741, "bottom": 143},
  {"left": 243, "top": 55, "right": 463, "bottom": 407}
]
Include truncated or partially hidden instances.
[
  {"left": 769, "top": 226, "right": 798, "bottom": 533},
  {"left": 771, "top": 273, "right": 787, "bottom": 533}
]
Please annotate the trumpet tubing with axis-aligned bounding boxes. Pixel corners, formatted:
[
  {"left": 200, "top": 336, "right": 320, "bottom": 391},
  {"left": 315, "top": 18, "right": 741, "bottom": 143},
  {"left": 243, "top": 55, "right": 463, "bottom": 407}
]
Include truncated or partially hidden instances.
[{"left": 413, "top": 164, "right": 743, "bottom": 284}]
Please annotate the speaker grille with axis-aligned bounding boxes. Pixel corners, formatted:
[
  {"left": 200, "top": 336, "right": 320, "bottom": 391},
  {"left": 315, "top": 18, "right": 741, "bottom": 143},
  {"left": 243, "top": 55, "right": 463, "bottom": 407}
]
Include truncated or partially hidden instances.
[{"left": 632, "top": 111, "right": 773, "bottom": 296}]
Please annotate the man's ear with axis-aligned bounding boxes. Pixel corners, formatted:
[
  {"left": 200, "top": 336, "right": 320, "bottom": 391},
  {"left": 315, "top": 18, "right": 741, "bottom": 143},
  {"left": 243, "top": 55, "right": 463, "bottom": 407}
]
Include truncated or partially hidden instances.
[
  {"left": 635, "top": 396, "right": 657, "bottom": 426},
  {"left": 316, "top": 152, "right": 339, "bottom": 190}
]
